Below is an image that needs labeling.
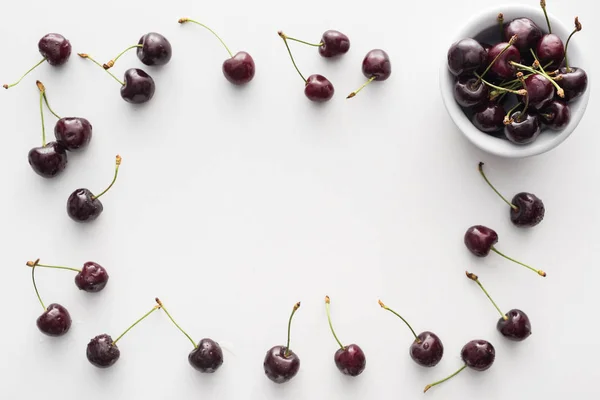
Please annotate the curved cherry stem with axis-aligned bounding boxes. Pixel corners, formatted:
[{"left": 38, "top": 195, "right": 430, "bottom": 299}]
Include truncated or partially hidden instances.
[
  {"left": 36, "top": 80, "right": 62, "bottom": 119},
  {"left": 347, "top": 76, "right": 376, "bottom": 99},
  {"left": 563, "top": 17, "right": 582, "bottom": 72},
  {"left": 30, "top": 259, "right": 46, "bottom": 311},
  {"left": 510, "top": 61, "right": 564, "bottom": 98},
  {"left": 179, "top": 18, "right": 233, "bottom": 58},
  {"left": 475, "top": 72, "right": 526, "bottom": 96},
  {"left": 112, "top": 304, "right": 160, "bottom": 345},
  {"left": 378, "top": 300, "right": 419, "bottom": 341},
  {"left": 424, "top": 365, "right": 467, "bottom": 393},
  {"left": 325, "top": 296, "right": 344, "bottom": 350},
  {"left": 284, "top": 302, "right": 301, "bottom": 357},
  {"left": 37, "top": 82, "right": 46, "bottom": 146},
  {"left": 504, "top": 102, "right": 523, "bottom": 125},
  {"left": 491, "top": 247, "right": 547, "bottom": 277},
  {"left": 475, "top": 35, "right": 517, "bottom": 85},
  {"left": 466, "top": 272, "right": 507, "bottom": 320},
  {"left": 540, "top": 0, "right": 552, "bottom": 33},
  {"left": 3, "top": 57, "right": 46, "bottom": 89},
  {"left": 26, "top": 260, "right": 80, "bottom": 273},
  {"left": 78, "top": 53, "right": 125, "bottom": 86},
  {"left": 155, "top": 298, "right": 197, "bottom": 349},
  {"left": 518, "top": 72, "right": 530, "bottom": 117},
  {"left": 92, "top": 155, "right": 122, "bottom": 200},
  {"left": 104, "top": 44, "right": 143, "bottom": 70},
  {"left": 278, "top": 31, "right": 307, "bottom": 83},
  {"left": 478, "top": 162, "right": 518, "bottom": 210},
  {"left": 284, "top": 35, "right": 323, "bottom": 47},
  {"left": 497, "top": 13, "right": 504, "bottom": 39}
]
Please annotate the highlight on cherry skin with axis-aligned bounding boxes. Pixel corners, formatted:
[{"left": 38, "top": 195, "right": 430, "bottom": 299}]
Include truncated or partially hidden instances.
[
  {"left": 378, "top": 300, "right": 444, "bottom": 367},
  {"left": 155, "top": 298, "right": 224, "bottom": 373},
  {"left": 179, "top": 18, "right": 255, "bottom": 85},
  {"left": 26, "top": 259, "right": 109, "bottom": 293},
  {"left": 264, "top": 302, "right": 302, "bottom": 384},
  {"left": 3, "top": 33, "right": 72, "bottom": 90},
  {"left": 103, "top": 32, "right": 172, "bottom": 70},
  {"left": 86, "top": 303, "right": 161, "bottom": 368},
  {"left": 466, "top": 272, "right": 532, "bottom": 341},
  {"left": 67, "top": 155, "right": 122, "bottom": 223},
  {"left": 347, "top": 49, "right": 391, "bottom": 99}
]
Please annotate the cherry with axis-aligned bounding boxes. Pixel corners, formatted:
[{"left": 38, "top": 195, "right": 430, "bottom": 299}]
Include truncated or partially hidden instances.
[
  {"left": 347, "top": 49, "right": 391, "bottom": 98},
  {"left": 558, "top": 18, "right": 586, "bottom": 102},
  {"left": 87, "top": 304, "right": 160, "bottom": 368},
  {"left": 325, "top": 296, "right": 366, "bottom": 376},
  {"left": 26, "top": 259, "right": 109, "bottom": 293},
  {"left": 3, "top": 33, "right": 71, "bottom": 89},
  {"left": 263, "top": 302, "right": 302, "bottom": 383},
  {"left": 103, "top": 32, "right": 172, "bottom": 70},
  {"left": 155, "top": 298, "right": 224, "bottom": 373},
  {"left": 504, "top": 111, "right": 541, "bottom": 145},
  {"left": 179, "top": 18, "right": 255, "bottom": 85},
  {"left": 379, "top": 300, "right": 443, "bottom": 367},
  {"left": 454, "top": 76, "right": 488, "bottom": 107},
  {"left": 464, "top": 225, "right": 546, "bottom": 277},
  {"left": 66, "top": 155, "right": 122, "bottom": 222},
  {"left": 503, "top": 18, "right": 542, "bottom": 54},
  {"left": 486, "top": 41, "right": 520, "bottom": 79},
  {"left": 521, "top": 74, "right": 554, "bottom": 110},
  {"left": 447, "top": 38, "right": 486, "bottom": 77},
  {"left": 29, "top": 260, "right": 72, "bottom": 337},
  {"left": 539, "top": 100, "right": 570, "bottom": 129},
  {"left": 424, "top": 339, "right": 495, "bottom": 392},
  {"left": 472, "top": 102, "right": 505, "bottom": 133},
  {"left": 281, "top": 30, "right": 350, "bottom": 58},
  {"left": 537, "top": 35, "right": 564, "bottom": 70},
  {"left": 278, "top": 31, "right": 334, "bottom": 102}
]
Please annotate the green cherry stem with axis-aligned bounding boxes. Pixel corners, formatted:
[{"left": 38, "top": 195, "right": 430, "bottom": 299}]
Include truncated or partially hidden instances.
[
  {"left": 92, "top": 155, "right": 122, "bottom": 200},
  {"left": 278, "top": 31, "right": 307, "bottom": 83},
  {"left": 540, "top": 0, "right": 552, "bottom": 34},
  {"left": 179, "top": 18, "right": 233, "bottom": 58},
  {"left": 26, "top": 260, "right": 80, "bottom": 273},
  {"left": 30, "top": 259, "right": 46, "bottom": 311},
  {"left": 282, "top": 35, "right": 323, "bottom": 47},
  {"left": 563, "top": 17, "right": 582, "bottom": 72},
  {"left": 497, "top": 13, "right": 504, "bottom": 39},
  {"left": 285, "top": 302, "right": 301, "bottom": 357},
  {"left": 103, "top": 44, "right": 143, "bottom": 70},
  {"left": 3, "top": 57, "right": 47, "bottom": 89},
  {"left": 112, "top": 304, "right": 161, "bottom": 345},
  {"left": 78, "top": 53, "right": 125, "bottom": 86},
  {"left": 510, "top": 61, "right": 564, "bottom": 98},
  {"left": 378, "top": 300, "right": 419, "bottom": 341},
  {"left": 503, "top": 101, "right": 523, "bottom": 125},
  {"left": 517, "top": 72, "right": 531, "bottom": 117},
  {"left": 325, "top": 296, "right": 345, "bottom": 350},
  {"left": 155, "top": 298, "right": 197, "bottom": 349},
  {"left": 36, "top": 80, "right": 62, "bottom": 119},
  {"left": 475, "top": 35, "right": 517, "bottom": 85},
  {"left": 475, "top": 72, "right": 526, "bottom": 96},
  {"left": 465, "top": 272, "right": 507, "bottom": 320},
  {"left": 347, "top": 76, "right": 376, "bottom": 99},
  {"left": 424, "top": 365, "right": 468, "bottom": 393},
  {"left": 36, "top": 81, "right": 47, "bottom": 146},
  {"left": 490, "top": 247, "right": 547, "bottom": 277},
  {"left": 478, "top": 162, "right": 518, "bottom": 210}
]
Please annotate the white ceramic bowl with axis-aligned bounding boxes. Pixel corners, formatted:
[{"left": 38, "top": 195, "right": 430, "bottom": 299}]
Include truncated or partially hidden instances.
[{"left": 440, "top": 4, "right": 591, "bottom": 158}]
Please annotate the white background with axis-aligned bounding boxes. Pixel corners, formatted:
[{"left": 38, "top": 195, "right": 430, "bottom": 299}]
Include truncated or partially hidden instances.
[{"left": 0, "top": 0, "right": 598, "bottom": 399}]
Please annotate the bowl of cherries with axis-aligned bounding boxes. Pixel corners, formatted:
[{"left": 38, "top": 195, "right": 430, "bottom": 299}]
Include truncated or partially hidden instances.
[{"left": 440, "top": 1, "right": 590, "bottom": 158}]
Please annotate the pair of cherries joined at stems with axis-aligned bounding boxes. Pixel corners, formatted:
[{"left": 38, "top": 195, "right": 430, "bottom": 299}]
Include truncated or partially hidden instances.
[{"left": 277, "top": 30, "right": 391, "bottom": 102}]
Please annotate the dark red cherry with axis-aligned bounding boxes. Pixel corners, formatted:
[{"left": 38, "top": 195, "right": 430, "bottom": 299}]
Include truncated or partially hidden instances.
[
  {"left": 504, "top": 111, "right": 541, "bottom": 145},
  {"left": 503, "top": 18, "right": 542, "bottom": 54},
  {"left": 222, "top": 51, "right": 255, "bottom": 85},
  {"left": 447, "top": 38, "right": 486, "bottom": 77},
  {"left": 304, "top": 74, "right": 334, "bottom": 102},
  {"left": 120, "top": 68, "right": 155, "bottom": 104},
  {"left": 28, "top": 142, "right": 68, "bottom": 178},
  {"left": 37, "top": 303, "right": 72, "bottom": 336},
  {"left": 472, "top": 102, "right": 505, "bottom": 133},
  {"left": 54, "top": 117, "right": 92, "bottom": 151},
  {"left": 38, "top": 33, "right": 72, "bottom": 66},
  {"left": 461, "top": 340, "right": 495, "bottom": 371},
  {"left": 334, "top": 344, "right": 366, "bottom": 376},
  {"left": 558, "top": 67, "right": 588, "bottom": 102},
  {"left": 188, "top": 338, "right": 224, "bottom": 373},
  {"left": 537, "top": 34, "right": 565, "bottom": 70},
  {"left": 486, "top": 42, "right": 520, "bottom": 79},
  {"left": 464, "top": 225, "right": 498, "bottom": 257},
  {"left": 362, "top": 49, "right": 391, "bottom": 81},
  {"left": 539, "top": 100, "right": 570, "bottom": 129},
  {"left": 86, "top": 334, "right": 120, "bottom": 368},
  {"left": 75, "top": 262, "right": 109, "bottom": 292},
  {"left": 263, "top": 345, "right": 300, "bottom": 383},
  {"left": 137, "top": 32, "right": 172, "bottom": 66},
  {"left": 319, "top": 30, "right": 350, "bottom": 57},
  {"left": 521, "top": 74, "right": 553, "bottom": 110},
  {"left": 410, "top": 331, "right": 444, "bottom": 367},
  {"left": 497, "top": 309, "right": 532, "bottom": 341},
  {"left": 511, "top": 192, "right": 545, "bottom": 227},
  {"left": 454, "top": 77, "right": 488, "bottom": 108},
  {"left": 67, "top": 188, "right": 103, "bottom": 222}
]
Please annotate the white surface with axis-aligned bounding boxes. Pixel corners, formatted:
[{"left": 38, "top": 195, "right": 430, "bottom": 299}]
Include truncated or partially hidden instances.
[
  {"left": 0, "top": 0, "right": 598, "bottom": 399},
  {"left": 440, "top": 4, "right": 591, "bottom": 158}
]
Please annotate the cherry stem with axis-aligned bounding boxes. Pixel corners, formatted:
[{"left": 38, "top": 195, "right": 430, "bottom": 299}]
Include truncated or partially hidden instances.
[
  {"left": 284, "top": 35, "right": 323, "bottom": 47},
  {"left": 491, "top": 247, "right": 546, "bottom": 277},
  {"left": 30, "top": 259, "right": 46, "bottom": 311},
  {"left": 284, "top": 302, "right": 301, "bottom": 357},
  {"left": 497, "top": 13, "right": 504, "bottom": 39},
  {"left": 37, "top": 82, "right": 46, "bottom": 146},
  {"left": 155, "top": 298, "right": 197, "bottom": 349},
  {"left": 563, "top": 17, "right": 582, "bottom": 72},
  {"left": 103, "top": 44, "right": 143, "bottom": 70},
  {"left": 466, "top": 272, "right": 507, "bottom": 320},
  {"left": 92, "top": 155, "right": 122, "bottom": 200},
  {"left": 475, "top": 72, "right": 526, "bottom": 96},
  {"left": 278, "top": 31, "right": 307, "bottom": 83},
  {"left": 539, "top": 0, "right": 552, "bottom": 33},
  {"left": 78, "top": 53, "right": 125, "bottom": 86},
  {"left": 518, "top": 72, "right": 530, "bottom": 116},
  {"left": 347, "top": 76, "right": 376, "bottom": 99},
  {"left": 510, "top": 61, "right": 564, "bottom": 98},
  {"left": 504, "top": 101, "right": 523, "bottom": 125},
  {"left": 424, "top": 365, "right": 467, "bottom": 393},
  {"left": 325, "top": 296, "right": 345, "bottom": 350},
  {"left": 475, "top": 35, "right": 517, "bottom": 85},
  {"left": 26, "top": 260, "right": 81, "bottom": 273},
  {"left": 179, "top": 18, "right": 233, "bottom": 58},
  {"left": 378, "top": 300, "right": 419, "bottom": 341},
  {"left": 112, "top": 304, "right": 160, "bottom": 345},
  {"left": 478, "top": 162, "right": 518, "bottom": 210},
  {"left": 36, "top": 80, "right": 62, "bottom": 119},
  {"left": 3, "top": 57, "right": 46, "bottom": 89}
]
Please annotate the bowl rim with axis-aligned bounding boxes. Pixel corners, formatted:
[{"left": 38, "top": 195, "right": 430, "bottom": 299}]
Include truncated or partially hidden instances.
[{"left": 439, "top": 3, "right": 591, "bottom": 158}]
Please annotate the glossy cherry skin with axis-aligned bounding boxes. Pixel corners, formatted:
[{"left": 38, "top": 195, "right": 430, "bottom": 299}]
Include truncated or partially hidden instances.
[
  {"left": 472, "top": 102, "right": 505, "bottom": 133},
  {"left": 222, "top": 51, "right": 255, "bottom": 85},
  {"left": 120, "top": 68, "right": 155, "bottom": 104},
  {"left": 447, "top": 38, "right": 486, "bottom": 77},
  {"left": 536, "top": 34, "right": 565, "bottom": 70},
  {"left": 521, "top": 74, "right": 553, "bottom": 110},
  {"left": 86, "top": 334, "right": 120, "bottom": 368},
  {"left": 38, "top": 33, "right": 72, "bottom": 66},
  {"left": 410, "top": 331, "right": 444, "bottom": 367},
  {"left": 137, "top": 32, "right": 172, "bottom": 66},
  {"left": 464, "top": 225, "right": 498, "bottom": 257},
  {"left": 362, "top": 49, "right": 391, "bottom": 81},
  {"left": 75, "top": 262, "right": 109, "bottom": 292},
  {"left": 454, "top": 77, "right": 488, "bottom": 108},
  {"left": 54, "top": 117, "right": 92, "bottom": 151},
  {"left": 263, "top": 345, "right": 300, "bottom": 384},
  {"left": 67, "top": 188, "right": 103, "bottom": 222},
  {"left": 461, "top": 340, "right": 495, "bottom": 371},
  {"left": 497, "top": 309, "right": 532, "bottom": 341},
  {"left": 304, "top": 74, "right": 334, "bottom": 102},
  {"left": 37, "top": 303, "right": 72, "bottom": 336},
  {"left": 334, "top": 344, "right": 366, "bottom": 376},
  {"left": 319, "top": 30, "right": 350, "bottom": 57},
  {"left": 503, "top": 18, "right": 542, "bottom": 54},
  {"left": 188, "top": 338, "right": 224, "bottom": 373},
  {"left": 28, "top": 142, "right": 68, "bottom": 178},
  {"left": 487, "top": 42, "right": 520, "bottom": 79},
  {"left": 558, "top": 67, "right": 588, "bottom": 102},
  {"left": 505, "top": 111, "right": 541, "bottom": 145},
  {"left": 511, "top": 192, "right": 545, "bottom": 227},
  {"left": 540, "top": 100, "right": 570, "bottom": 129}
]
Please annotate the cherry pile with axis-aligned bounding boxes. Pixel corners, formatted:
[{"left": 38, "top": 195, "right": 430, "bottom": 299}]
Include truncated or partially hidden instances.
[{"left": 447, "top": 1, "right": 588, "bottom": 144}]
